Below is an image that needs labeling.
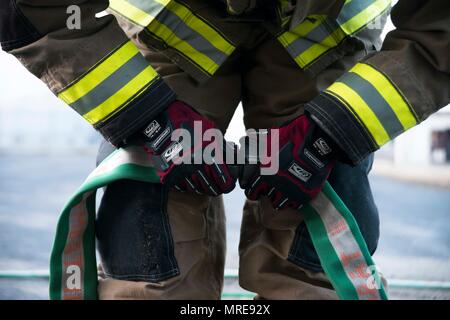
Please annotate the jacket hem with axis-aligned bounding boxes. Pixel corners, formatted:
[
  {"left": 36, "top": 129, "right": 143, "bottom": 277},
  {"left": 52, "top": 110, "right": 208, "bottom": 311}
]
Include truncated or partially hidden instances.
[
  {"left": 95, "top": 78, "right": 176, "bottom": 147},
  {"left": 305, "top": 92, "right": 377, "bottom": 165}
]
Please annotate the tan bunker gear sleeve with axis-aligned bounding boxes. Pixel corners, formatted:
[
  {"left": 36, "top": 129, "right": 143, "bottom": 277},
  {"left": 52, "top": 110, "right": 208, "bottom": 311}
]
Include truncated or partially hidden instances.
[
  {"left": 305, "top": 0, "right": 450, "bottom": 164},
  {"left": 1, "top": 0, "right": 449, "bottom": 163},
  {"left": 0, "top": 0, "right": 176, "bottom": 146}
]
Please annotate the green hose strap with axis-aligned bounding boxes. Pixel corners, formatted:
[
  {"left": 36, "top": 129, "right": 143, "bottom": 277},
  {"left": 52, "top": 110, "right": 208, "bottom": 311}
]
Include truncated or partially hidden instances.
[{"left": 49, "top": 146, "right": 388, "bottom": 300}]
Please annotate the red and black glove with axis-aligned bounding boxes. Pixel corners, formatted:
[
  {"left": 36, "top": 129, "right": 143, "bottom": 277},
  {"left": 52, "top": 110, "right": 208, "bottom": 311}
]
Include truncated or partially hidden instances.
[
  {"left": 138, "top": 100, "right": 237, "bottom": 195},
  {"left": 240, "top": 114, "right": 340, "bottom": 210}
]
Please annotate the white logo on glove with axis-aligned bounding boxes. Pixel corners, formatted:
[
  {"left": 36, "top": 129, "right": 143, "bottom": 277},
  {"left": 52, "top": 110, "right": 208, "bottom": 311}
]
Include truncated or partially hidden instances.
[
  {"left": 313, "top": 138, "right": 332, "bottom": 156},
  {"left": 288, "top": 163, "right": 312, "bottom": 182}
]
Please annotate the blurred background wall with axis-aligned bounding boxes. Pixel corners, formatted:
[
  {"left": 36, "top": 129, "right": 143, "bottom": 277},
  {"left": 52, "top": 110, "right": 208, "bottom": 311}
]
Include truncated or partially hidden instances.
[{"left": 0, "top": 52, "right": 100, "bottom": 155}]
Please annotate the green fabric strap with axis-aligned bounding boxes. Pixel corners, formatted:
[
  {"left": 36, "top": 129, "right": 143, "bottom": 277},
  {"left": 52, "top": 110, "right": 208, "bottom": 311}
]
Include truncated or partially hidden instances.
[{"left": 49, "top": 146, "right": 388, "bottom": 300}]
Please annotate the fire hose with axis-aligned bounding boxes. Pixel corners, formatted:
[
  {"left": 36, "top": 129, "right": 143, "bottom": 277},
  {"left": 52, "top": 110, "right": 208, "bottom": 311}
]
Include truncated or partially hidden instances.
[{"left": 49, "top": 146, "right": 388, "bottom": 300}]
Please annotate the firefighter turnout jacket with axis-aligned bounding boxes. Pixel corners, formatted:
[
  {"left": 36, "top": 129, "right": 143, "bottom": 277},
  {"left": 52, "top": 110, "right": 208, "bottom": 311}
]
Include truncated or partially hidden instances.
[{"left": 1, "top": 0, "right": 449, "bottom": 164}]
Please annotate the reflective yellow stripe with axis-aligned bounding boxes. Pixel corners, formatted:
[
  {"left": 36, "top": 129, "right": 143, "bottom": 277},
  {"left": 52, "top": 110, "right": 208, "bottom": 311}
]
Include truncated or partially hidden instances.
[
  {"left": 165, "top": 1, "right": 234, "bottom": 56},
  {"left": 339, "top": 0, "right": 391, "bottom": 35},
  {"left": 326, "top": 63, "right": 417, "bottom": 147},
  {"left": 153, "top": 0, "right": 172, "bottom": 7},
  {"left": 111, "top": 0, "right": 235, "bottom": 76},
  {"left": 83, "top": 66, "right": 158, "bottom": 125},
  {"left": 58, "top": 41, "right": 138, "bottom": 105},
  {"left": 278, "top": 0, "right": 391, "bottom": 69},
  {"left": 58, "top": 39, "right": 160, "bottom": 125},
  {"left": 326, "top": 82, "right": 390, "bottom": 146},
  {"left": 349, "top": 63, "right": 417, "bottom": 130},
  {"left": 147, "top": 19, "right": 219, "bottom": 74},
  {"left": 109, "top": 0, "right": 157, "bottom": 26},
  {"left": 278, "top": 15, "right": 327, "bottom": 48},
  {"left": 296, "top": 27, "right": 346, "bottom": 68}
]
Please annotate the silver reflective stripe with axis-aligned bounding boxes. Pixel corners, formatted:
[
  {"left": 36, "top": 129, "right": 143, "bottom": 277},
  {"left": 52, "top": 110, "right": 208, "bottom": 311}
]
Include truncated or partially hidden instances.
[
  {"left": 155, "top": 9, "right": 229, "bottom": 65},
  {"left": 127, "top": 0, "right": 229, "bottom": 66},
  {"left": 337, "top": 0, "right": 377, "bottom": 25},
  {"left": 69, "top": 53, "right": 149, "bottom": 115},
  {"left": 285, "top": 18, "right": 339, "bottom": 59},
  {"left": 127, "top": 0, "right": 165, "bottom": 17},
  {"left": 284, "top": 0, "right": 385, "bottom": 65},
  {"left": 337, "top": 72, "right": 404, "bottom": 139},
  {"left": 311, "top": 192, "right": 381, "bottom": 300}
]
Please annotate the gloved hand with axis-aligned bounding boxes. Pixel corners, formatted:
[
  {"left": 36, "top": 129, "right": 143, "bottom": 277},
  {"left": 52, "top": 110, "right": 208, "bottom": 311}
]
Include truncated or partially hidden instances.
[
  {"left": 239, "top": 114, "right": 340, "bottom": 210},
  {"left": 139, "top": 100, "right": 237, "bottom": 195}
]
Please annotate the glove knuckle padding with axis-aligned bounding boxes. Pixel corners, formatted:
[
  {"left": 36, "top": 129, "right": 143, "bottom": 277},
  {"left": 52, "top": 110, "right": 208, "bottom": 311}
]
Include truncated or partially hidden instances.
[
  {"left": 144, "top": 101, "right": 238, "bottom": 195},
  {"left": 243, "top": 114, "right": 337, "bottom": 208}
]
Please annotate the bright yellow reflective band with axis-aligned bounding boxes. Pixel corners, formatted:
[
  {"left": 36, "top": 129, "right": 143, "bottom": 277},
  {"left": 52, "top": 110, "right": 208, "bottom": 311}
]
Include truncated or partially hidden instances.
[
  {"left": 165, "top": 1, "right": 234, "bottom": 57},
  {"left": 58, "top": 39, "right": 160, "bottom": 125},
  {"left": 147, "top": 1, "right": 234, "bottom": 75},
  {"left": 109, "top": 0, "right": 162, "bottom": 26},
  {"left": 58, "top": 41, "right": 139, "bottom": 105},
  {"left": 279, "top": 0, "right": 391, "bottom": 69},
  {"left": 147, "top": 19, "right": 219, "bottom": 75},
  {"left": 339, "top": 0, "right": 392, "bottom": 35},
  {"left": 326, "top": 82, "right": 390, "bottom": 146},
  {"left": 83, "top": 66, "right": 158, "bottom": 125},
  {"left": 153, "top": 0, "right": 173, "bottom": 7},
  {"left": 349, "top": 63, "right": 417, "bottom": 130},
  {"left": 278, "top": 15, "right": 327, "bottom": 48},
  {"left": 110, "top": 0, "right": 235, "bottom": 76},
  {"left": 296, "top": 28, "right": 346, "bottom": 68}
]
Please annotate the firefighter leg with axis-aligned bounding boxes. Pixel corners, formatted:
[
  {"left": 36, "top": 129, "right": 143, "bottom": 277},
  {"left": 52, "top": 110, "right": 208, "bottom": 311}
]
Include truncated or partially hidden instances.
[
  {"left": 238, "top": 35, "right": 380, "bottom": 299},
  {"left": 96, "top": 49, "right": 241, "bottom": 300}
]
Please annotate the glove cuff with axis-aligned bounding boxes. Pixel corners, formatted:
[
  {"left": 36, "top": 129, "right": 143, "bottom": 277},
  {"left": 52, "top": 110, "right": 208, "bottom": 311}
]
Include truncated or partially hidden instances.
[
  {"left": 303, "top": 114, "right": 348, "bottom": 168},
  {"left": 124, "top": 100, "right": 179, "bottom": 148}
]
